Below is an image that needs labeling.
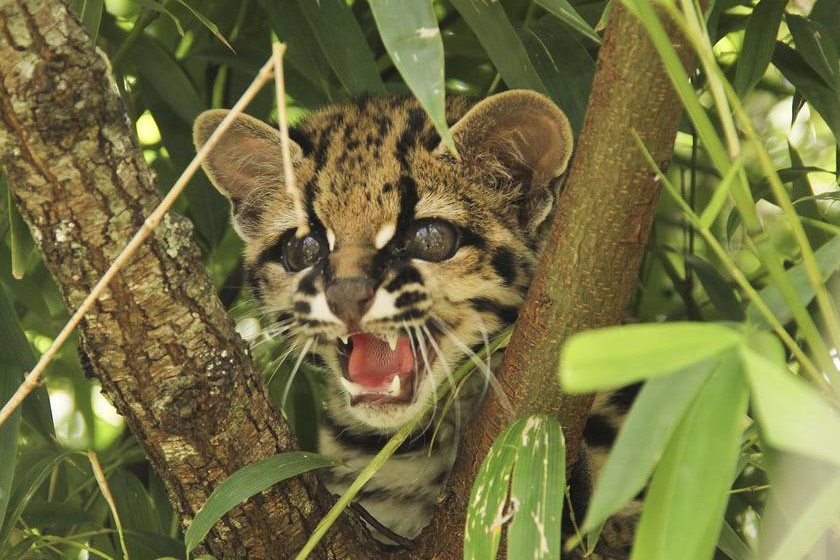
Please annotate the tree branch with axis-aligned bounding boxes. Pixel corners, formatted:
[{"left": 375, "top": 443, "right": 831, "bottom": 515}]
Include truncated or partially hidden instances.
[
  {"left": 0, "top": 1, "right": 377, "bottom": 558},
  {"left": 414, "top": 4, "right": 697, "bottom": 557}
]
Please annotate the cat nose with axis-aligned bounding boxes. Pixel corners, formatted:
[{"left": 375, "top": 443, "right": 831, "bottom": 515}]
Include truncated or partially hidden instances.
[{"left": 326, "top": 277, "right": 375, "bottom": 329}]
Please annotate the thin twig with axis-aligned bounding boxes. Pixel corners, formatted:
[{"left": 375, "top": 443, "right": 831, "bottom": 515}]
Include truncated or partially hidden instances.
[
  {"left": 273, "top": 42, "right": 309, "bottom": 237},
  {"left": 0, "top": 55, "right": 277, "bottom": 428},
  {"left": 89, "top": 450, "right": 130, "bottom": 560}
]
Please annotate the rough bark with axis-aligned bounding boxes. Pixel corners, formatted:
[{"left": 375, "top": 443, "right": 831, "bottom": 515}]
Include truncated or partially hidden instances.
[
  {"left": 415, "top": 4, "right": 697, "bottom": 557},
  {"left": 0, "top": 1, "right": 377, "bottom": 558}
]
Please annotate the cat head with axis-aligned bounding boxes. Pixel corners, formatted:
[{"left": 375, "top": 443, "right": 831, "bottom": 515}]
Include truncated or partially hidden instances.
[{"left": 194, "top": 91, "right": 573, "bottom": 432}]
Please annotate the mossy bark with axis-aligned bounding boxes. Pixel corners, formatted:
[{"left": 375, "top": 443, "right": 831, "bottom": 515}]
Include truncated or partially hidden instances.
[
  {"left": 0, "top": 1, "right": 376, "bottom": 558},
  {"left": 415, "top": 4, "right": 697, "bottom": 558}
]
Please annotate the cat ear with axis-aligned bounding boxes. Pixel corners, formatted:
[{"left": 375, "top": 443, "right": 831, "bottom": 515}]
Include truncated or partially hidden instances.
[
  {"left": 440, "top": 90, "right": 573, "bottom": 235},
  {"left": 193, "top": 110, "right": 302, "bottom": 238}
]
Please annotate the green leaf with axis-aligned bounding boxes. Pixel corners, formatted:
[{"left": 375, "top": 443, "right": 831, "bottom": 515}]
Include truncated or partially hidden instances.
[
  {"left": 130, "top": 35, "right": 205, "bottom": 124},
  {"left": 170, "top": 0, "right": 233, "bottom": 51},
  {"left": 532, "top": 0, "right": 601, "bottom": 44},
  {"left": 699, "top": 157, "right": 744, "bottom": 229},
  {"left": 464, "top": 424, "right": 518, "bottom": 560},
  {"left": 21, "top": 501, "right": 97, "bottom": 529},
  {"left": 368, "top": 0, "right": 455, "bottom": 153},
  {"left": 685, "top": 255, "right": 745, "bottom": 322},
  {"left": 0, "top": 450, "right": 77, "bottom": 550},
  {"left": 185, "top": 452, "right": 336, "bottom": 554},
  {"left": 631, "top": 358, "right": 748, "bottom": 560},
  {"left": 297, "top": 0, "right": 386, "bottom": 96},
  {"left": 107, "top": 470, "right": 162, "bottom": 539},
  {"left": 69, "top": 0, "right": 104, "bottom": 44},
  {"left": 507, "top": 416, "right": 565, "bottom": 560},
  {"left": 518, "top": 16, "right": 595, "bottom": 133},
  {"left": 786, "top": 14, "right": 838, "bottom": 89},
  {"left": 464, "top": 416, "right": 565, "bottom": 560},
  {"left": 741, "top": 332, "right": 840, "bottom": 466},
  {"left": 773, "top": 42, "right": 840, "bottom": 146},
  {"left": 718, "top": 520, "right": 755, "bottom": 560},
  {"left": 581, "top": 361, "right": 715, "bottom": 533},
  {"left": 734, "top": 0, "right": 786, "bottom": 98},
  {"left": 257, "top": 0, "right": 336, "bottom": 100},
  {"left": 745, "top": 234, "right": 840, "bottom": 328},
  {"left": 810, "top": 0, "right": 840, "bottom": 40},
  {"left": 0, "top": 359, "right": 22, "bottom": 527},
  {"left": 560, "top": 322, "right": 743, "bottom": 392},
  {"left": 0, "top": 284, "right": 54, "bottom": 441},
  {"left": 760, "top": 457, "right": 840, "bottom": 560},
  {"left": 449, "top": 0, "right": 548, "bottom": 95},
  {"left": 788, "top": 143, "right": 831, "bottom": 248},
  {"left": 6, "top": 177, "right": 27, "bottom": 280}
]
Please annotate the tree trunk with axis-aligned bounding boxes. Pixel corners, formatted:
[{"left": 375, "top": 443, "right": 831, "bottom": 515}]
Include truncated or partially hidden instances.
[
  {"left": 0, "top": 1, "right": 376, "bottom": 558},
  {"left": 415, "top": 4, "right": 696, "bottom": 557},
  {"left": 0, "top": 0, "right": 696, "bottom": 558}
]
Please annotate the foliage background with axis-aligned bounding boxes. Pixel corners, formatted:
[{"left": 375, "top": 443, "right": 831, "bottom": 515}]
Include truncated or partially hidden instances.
[{"left": 1, "top": 0, "right": 840, "bottom": 558}]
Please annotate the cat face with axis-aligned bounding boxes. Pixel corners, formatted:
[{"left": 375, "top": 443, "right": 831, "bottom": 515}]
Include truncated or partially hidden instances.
[{"left": 194, "top": 92, "right": 572, "bottom": 432}]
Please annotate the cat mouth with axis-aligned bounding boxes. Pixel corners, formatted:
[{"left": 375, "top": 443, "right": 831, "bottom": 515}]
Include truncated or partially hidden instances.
[{"left": 336, "top": 332, "right": 427, "bottom": 406}]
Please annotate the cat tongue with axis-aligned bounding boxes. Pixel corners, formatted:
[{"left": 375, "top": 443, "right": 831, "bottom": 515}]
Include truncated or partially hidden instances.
[{"left": 348, "top": 333, "right": 414, "bottom": 388}]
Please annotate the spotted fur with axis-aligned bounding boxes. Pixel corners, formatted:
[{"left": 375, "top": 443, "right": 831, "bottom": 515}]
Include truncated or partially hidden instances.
[{"left": 194, "top": 92, "right": 631, "bottom": 548}]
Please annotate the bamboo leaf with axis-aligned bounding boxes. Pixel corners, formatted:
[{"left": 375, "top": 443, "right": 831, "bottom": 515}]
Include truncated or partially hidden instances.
[
  {"left": 560, "top": 322, "right": 743, "bottom": 391},
  {"left": 786, "top": 14, "right": 838, "bottom": 90},
  {"left": 745, "top": 234, "right": 840, "bottom": 328},
  {"left": 773, "top": 42, "right": 840, "bottom": 146},
  {"left": 761, "top": 461, "right": 840, "bottom": 560},
  {"left": 631, "top": 357, "right": 748, "bottom": 560},
  {"left": 685, "top": 255, "right": 745, "bottom": 322},
  {"left": 581, "top": 361, "right": 715, "bottom": 533},
  {"left": 368, "top": 0, "right": 455, "bottom": 153},
  {"left": 185, "top": 452, "right": 336, "bottom": 554},
  {"left": 734, "top": 0, "right": 786, "bottom": 98},
  {"left": 810, "top": 0, "right": 840, "bottom": 40},
  {"left": 507, "top": 416, "right": 565, "bottom": 560},
  {"left": 0, "top": 450, "right": 77, "bottom": 550},
  {"left": 69, "top": 0, "right": 104, "bottom": 44},
  {"left": 258, "top": 0, "right": 336, "bottom": 99},
  {"left": 0, "top": 285, "right": 54, "bottom": 441},
  {"left": 297, "top": 0, "right": 386, "bottom": 96},
  {"left": 130, "top": 35, "right": 205, "bottom": 124},
  {"left": 465, "top": 415, "right": 565, "bottom": 560},
  {"left": 449, "top": 0, "right": 548, "bottom": 95},
  {"left": 0, "top": 359, "right": 22, "bottom": 527},
  {"left": 170, "top": 0, "right": 233, "bottom": 51},
  {"left": 533, "top": 0, "right": 601, "bottom": 44},
  {"left": 518, "top": 16, "right": 595, "bottom": 133},
  {"left": 718, "top": 520, "right": 755, "bottom": 560},
  {"left": 741, "top": 332, "right": 840, "bottom": 466},
  {"left": 6, "top": 177, "right": 27, "bottom": 280},
  {"left": 464, "top": 424, "right": 518, "bottom": 560}
]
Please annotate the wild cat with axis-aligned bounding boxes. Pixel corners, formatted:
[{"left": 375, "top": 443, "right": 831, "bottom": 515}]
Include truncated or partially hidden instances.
[{"left": 194, "top": 91, "right": 634, "bottom": 549}]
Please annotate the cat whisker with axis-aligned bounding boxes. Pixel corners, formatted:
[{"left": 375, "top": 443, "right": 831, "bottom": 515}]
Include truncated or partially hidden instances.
[
  {"left": 281, "top": 337, "right": 315, "bottom": 410},
  {"left": 413, "top": 326, "right": 440, "bottom": 439},
  {"left": 430, "top": 315, "right": 512, "bottom": 413}
]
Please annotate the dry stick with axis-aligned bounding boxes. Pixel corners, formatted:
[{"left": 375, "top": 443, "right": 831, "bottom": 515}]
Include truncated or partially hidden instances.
[
  {"left": 272, "top": 42, "right": 309, "bottom": 237},
  {"left": 89, "top": 450, "right": 130, "bottom": 560},
  {"left": 0, "top": 54, "right": 278, "bottom": 428}
]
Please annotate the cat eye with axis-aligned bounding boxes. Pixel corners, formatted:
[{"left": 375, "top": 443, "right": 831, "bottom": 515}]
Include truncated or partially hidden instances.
[
  {"left": 280, "top": 230, "right": 328, "bottom": 271},
  {"left": 405, "top": 219, "right": 460, "bottom": 262}
]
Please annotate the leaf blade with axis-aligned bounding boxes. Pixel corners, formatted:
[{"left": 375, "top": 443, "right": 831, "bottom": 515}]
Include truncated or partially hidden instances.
[
  {"left": 560, "top": 322, "right": 743, "bottom": 391},
  {"left": 185, "top": 452, "right": 336, "bottom": 554}
]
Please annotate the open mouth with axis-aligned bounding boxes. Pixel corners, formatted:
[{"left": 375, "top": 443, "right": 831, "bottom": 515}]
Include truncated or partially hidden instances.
[{"left": 337, "top": 332, "right": 424, "bottom": 405}]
